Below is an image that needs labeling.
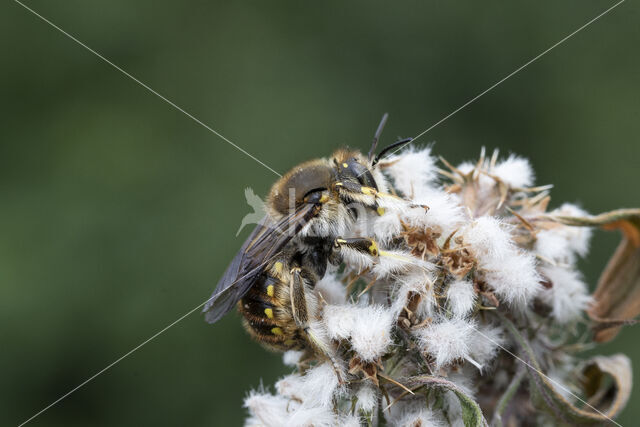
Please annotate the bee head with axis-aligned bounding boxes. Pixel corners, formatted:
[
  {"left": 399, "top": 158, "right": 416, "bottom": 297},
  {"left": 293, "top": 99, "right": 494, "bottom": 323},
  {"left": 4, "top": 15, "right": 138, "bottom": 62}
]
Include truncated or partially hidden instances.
[{"left": 267, "top": 159, "right": 335, "bottom": 218}]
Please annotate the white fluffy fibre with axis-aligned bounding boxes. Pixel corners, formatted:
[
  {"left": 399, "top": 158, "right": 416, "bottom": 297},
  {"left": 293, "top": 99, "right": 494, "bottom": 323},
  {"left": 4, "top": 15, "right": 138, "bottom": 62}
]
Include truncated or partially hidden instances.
[
  {"left": 244, "top": 392, "right": 291, "bottom": 427},
  {"left": 535, "top": 229, "right": 573, "bottom": 264},
  {"left": 414, "top": 318, "right": 475, "bottom": 370},
  {"left": 282, "top": 350, "right": 305, "bottom": 367},
  {"left": 457, "top": 160, "right": 495, "bottom": 191},
  {"left": 446, "top": 279, "right": 476, "bottom": 318},
  {"left": 276, "top": 363, "right": 343, "bottom": 408},
  {"left": 373, "top": 250, "right": 434, "bottom": 278},
  {"left": 324, "top": 304, "right": 395, "bottom": 361},
  {"left": 383, "top": 146, "right": 437, "bottom": 198},
  {"left": 462, "top": 217, "right": 542, "bottom": 307},
  {"left": 394, "top": 408, "right": 446, "bottom": 427},
  {"left": 390, "top": 270, "right": 437, "bottom": 318},
  {"left": 338, "top": 414, "right": 363, "bottom": 427},
  {"left": 315, "top": 272, "right": 347, "bottom": 306},
  {"left": 283, "top": 405, "right": 339, "bottom": 427},
  {"left": 241, "top": 148, "right": 610, "bottom": 426},
  {"left": 540, "top": 266, "right": 591, "bottom": 324},
  {"left": 245, "top": 368, "right": 358, "bottom": 427},
  {"left": 548, "top": 203, "right": 593, "bottom": 258},
  {"left": 356, "top": 384, "right": 378, "bottom": 414},
  {"left": 535, "top": 205, "right": 592, "bottom": 265},
  {"left": 466, "top": 324, "right": 504, "bottom": 369},
  {"left": 493, "top": 154, "right": 535, "bottom": 188},
  {"left": 339, "top": 246, "right": 375, "bottom": 273},
  {"left": 401, "top": 187, "right": 467, "bottom": 239},
  {"left": 371, "top": 211, "right": 403, "bottom": 245}
]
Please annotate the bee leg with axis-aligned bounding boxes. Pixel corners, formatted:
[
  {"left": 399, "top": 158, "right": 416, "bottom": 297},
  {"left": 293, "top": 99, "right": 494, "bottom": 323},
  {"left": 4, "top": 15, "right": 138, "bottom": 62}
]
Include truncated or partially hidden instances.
[
  {"left": 334, "top": 181, "right": 408, "bottom": 212},
  {"left": 289, "top": 267, "right": 311, "bottom": 330},
  {"left": 290, "top": 267, "right": 344, "bottom": 383},
  {"left": 333, "top": 237, "right": 414, "bottom": 265},
  {"left": 333, "top": 237, "right": 380, "bottom": 257}
]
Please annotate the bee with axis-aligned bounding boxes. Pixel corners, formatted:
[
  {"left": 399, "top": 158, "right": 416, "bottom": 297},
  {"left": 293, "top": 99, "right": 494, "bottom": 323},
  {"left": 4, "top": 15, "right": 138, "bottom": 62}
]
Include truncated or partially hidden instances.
[{"left": 203, "top": 114, "right": 411, "bottom": 357}]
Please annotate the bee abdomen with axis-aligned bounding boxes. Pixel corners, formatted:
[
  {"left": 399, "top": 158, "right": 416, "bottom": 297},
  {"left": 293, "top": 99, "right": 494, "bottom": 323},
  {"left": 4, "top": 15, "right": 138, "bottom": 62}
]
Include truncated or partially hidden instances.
[{"left": 238, "top": 273, "right": 302, "bottom": 351}]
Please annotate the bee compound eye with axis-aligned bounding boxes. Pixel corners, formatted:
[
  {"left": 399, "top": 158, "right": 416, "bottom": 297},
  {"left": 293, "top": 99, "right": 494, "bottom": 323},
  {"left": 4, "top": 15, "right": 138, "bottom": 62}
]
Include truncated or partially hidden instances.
[{"left": 303, "top": 188, "right": 327, "bottom": 204}]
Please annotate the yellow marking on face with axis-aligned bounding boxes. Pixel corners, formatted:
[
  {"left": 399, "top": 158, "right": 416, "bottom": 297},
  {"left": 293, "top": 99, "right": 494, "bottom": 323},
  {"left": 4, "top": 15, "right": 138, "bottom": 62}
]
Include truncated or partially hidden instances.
[
  {"left": 342, "top": 162, "right": 349, "bottom": 168},
  {"left": 336, "top": 238, "right": 347, "bottom": 244},
  {"left": 267, "top": 284, "right": 275, "bottom": 297},
  {"left": 368, "top": 240, "right": 379, "bottom": 256},
  {"left": 273, "top": 261, "right": 283, "bottom": 275},
  {"left": 361, "top": 186, "right": 376, "bottom": 195},
  {"left": 271, "top": 327, "right": 284, "bottom": 336},
  {"left": 264, "top": 308, "right": 274, "bottom": 319},
  {"left": 284, "top": 339, "right": 296, "bottom": 346},
  {"left": 376, "top": 207, "right": 385, "bottom": 216},
  {"left": 318, "top": 193, "right": 329, "bottom": 203}
]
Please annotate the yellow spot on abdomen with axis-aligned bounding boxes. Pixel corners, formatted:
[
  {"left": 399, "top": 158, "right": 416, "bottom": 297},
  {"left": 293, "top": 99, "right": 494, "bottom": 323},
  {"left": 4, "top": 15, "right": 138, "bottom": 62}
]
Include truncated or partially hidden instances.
[
  {"left": 267, "top": 285, "right": 275, "bottom": 297},
  {"left": 264, "top": 308, "right": 274, "bottom": 319},
  {"left": 342, "top": 162, "right": 349, "bottom": 168},
  {"left": 273, "top": 261, "right": 283, "bottom": 275},
  {"left": 271, "top": 327, "right": 284, "bottom": 336},
  {"left": 376, "top": 207, "right": 385, "bottom": 216}
]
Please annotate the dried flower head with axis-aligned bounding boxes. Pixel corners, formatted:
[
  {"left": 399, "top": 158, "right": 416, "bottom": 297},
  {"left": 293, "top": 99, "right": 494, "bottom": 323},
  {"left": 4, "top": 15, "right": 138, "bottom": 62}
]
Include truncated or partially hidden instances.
[{"left": 243, "top": 147, "right": 637, "bottom": 426}]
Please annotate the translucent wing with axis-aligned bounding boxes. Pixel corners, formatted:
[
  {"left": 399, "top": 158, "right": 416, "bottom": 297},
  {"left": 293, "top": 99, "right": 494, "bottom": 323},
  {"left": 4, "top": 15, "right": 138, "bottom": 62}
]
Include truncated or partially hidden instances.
[{"left": 203, "top": 204, "right": 316, "bottom": 324}]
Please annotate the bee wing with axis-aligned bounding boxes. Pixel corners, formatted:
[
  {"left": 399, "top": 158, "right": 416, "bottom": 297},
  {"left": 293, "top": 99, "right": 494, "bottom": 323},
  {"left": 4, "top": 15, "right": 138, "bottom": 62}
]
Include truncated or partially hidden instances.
[{"left": 203, "top": 204, "right": 316, "bottom": 324}]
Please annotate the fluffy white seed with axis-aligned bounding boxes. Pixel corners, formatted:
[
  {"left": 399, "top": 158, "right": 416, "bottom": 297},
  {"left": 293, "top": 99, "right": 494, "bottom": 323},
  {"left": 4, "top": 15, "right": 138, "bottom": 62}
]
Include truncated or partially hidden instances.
[
  {"left": 371, "top": 211, "right": 403, "bottom": 245},
  {"left": 276, "top": 363, "right": 343, "bottom": 408},
  {"left": 355, "top": 384, "right": 378, "bottom": 414},
  {"left": 389, "top": 270, "right": 437, "bottom": 318},
  {"left": 284, "top": 405, "right": 338, "bottom": 427},
  {"left": 315, "top": 272, "right": 347, "bottom": 306},
  {"left": 467, "top": 324, "right": 505, "bottom": 369},
  {"left": 493, "top": 154, "right": 535, "bottom": 188},
  {"left": 446, "top": 279, "right": 476, "bottom": 318},
  {"left": 535, "top": 229, "right": 573, "bottom": 264},
  {"left": 414, "top": 318, "right": 475, "bottom": 369},
  {"left": 244, "top": 392, "right": 291, "bottom": 427},
  {"left": 282, "top": 350, "right": 305, "bottom": 367},
  {"left": 463, "top": 217, "right": 542, "bottom": 307},
  {"left": 324, "top": 304, "right": 395, "bottom": 361},
  {"left": 408, "top": 189, "right": 466, "bottom": 237},
  {"left": 394, "top": 408, "right": 446, "bottom": 427},
  {"left": 548, "top": 203, "right": 593, "bottom": 258},
  {"left": 540, "top": 266, "right": 592, "bottom": 323},
  {"left": 383, "top": 146, "right": 437, "bottom": 198}
]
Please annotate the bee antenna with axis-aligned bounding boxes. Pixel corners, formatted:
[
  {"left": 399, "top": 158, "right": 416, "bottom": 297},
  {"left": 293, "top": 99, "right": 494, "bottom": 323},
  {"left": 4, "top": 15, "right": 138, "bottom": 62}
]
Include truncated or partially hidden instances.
[
  {"left": 372, "top": 137, "right": 413, "bottom": 167},
  {"left": 367, "top": 113, "right": 389, "bottom": 164}
]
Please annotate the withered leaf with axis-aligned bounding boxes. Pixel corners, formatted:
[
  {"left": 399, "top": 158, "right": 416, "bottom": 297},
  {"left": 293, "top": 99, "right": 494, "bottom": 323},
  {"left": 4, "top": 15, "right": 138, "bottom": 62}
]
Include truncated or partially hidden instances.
[
  {"left": 499, "top": 313, "right": 631, "bottom": 424},
  {"left": 545, "top": 208, "right": 640, "bottom": 342}
]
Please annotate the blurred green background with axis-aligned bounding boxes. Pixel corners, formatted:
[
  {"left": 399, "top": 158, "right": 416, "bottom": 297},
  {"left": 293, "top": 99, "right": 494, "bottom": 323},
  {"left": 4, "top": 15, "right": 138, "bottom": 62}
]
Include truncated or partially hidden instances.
[{"left": 1, "top": 1, "right": 638, "bottom": 425}]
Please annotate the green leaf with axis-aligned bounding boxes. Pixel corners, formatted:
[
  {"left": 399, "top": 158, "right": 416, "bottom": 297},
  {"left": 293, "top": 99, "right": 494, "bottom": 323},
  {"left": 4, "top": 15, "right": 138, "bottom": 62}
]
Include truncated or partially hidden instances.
[{"left": 406, "top": 375, "right": 488, "bottom": 427}]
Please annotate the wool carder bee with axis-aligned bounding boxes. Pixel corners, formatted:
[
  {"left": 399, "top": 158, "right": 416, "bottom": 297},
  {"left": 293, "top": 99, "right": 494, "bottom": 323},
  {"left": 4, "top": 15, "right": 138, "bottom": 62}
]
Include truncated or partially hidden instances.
[{"left": 203, "top": 114, "right": 411, "bottom": 359}]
